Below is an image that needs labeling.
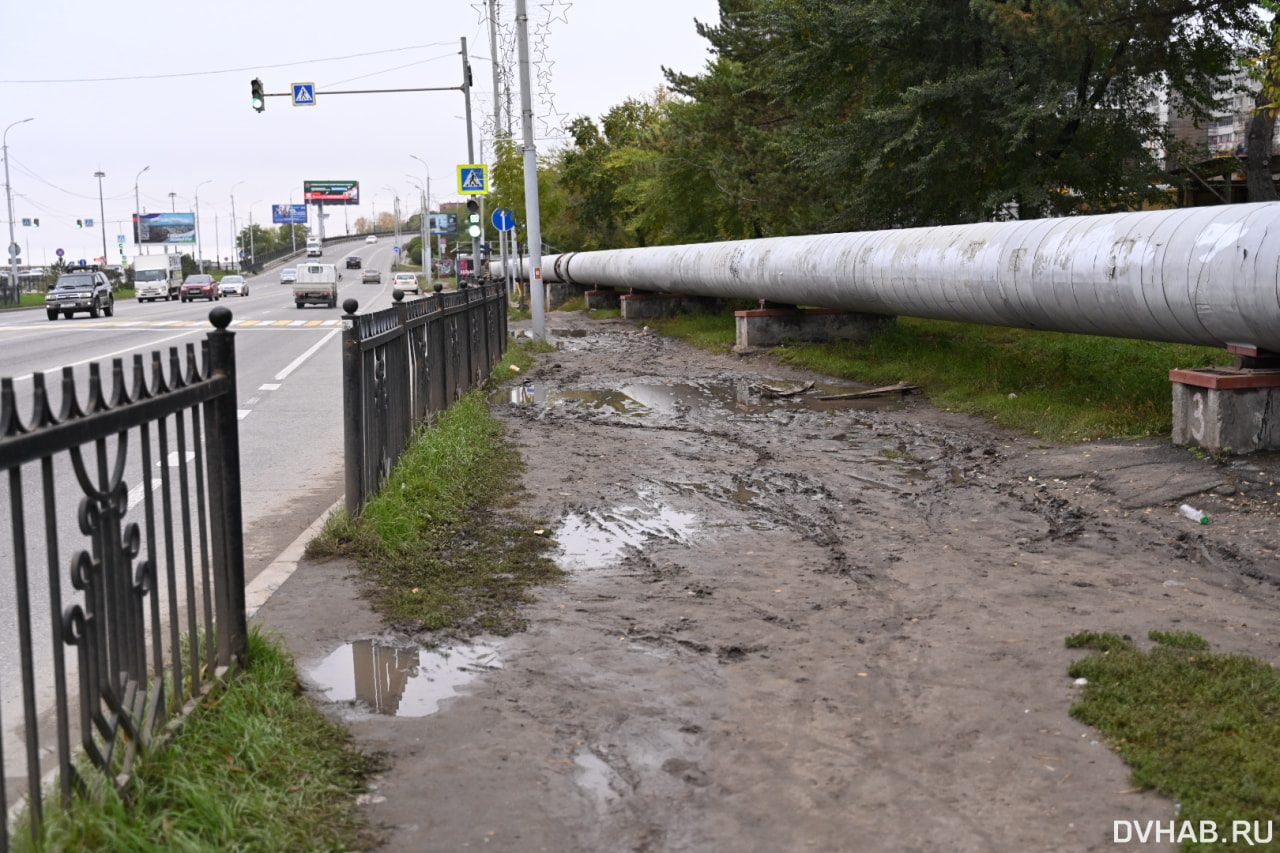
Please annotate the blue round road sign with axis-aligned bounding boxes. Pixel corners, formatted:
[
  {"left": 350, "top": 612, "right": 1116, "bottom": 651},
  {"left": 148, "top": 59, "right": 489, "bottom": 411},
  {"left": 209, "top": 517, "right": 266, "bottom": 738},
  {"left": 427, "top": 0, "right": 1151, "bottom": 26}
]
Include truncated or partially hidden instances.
[
  {"left": 56, "top": 248, "right": 65, "bottom": 257},
  {"left": 492, "top": 208, "right": 516, "bottom": 232}
]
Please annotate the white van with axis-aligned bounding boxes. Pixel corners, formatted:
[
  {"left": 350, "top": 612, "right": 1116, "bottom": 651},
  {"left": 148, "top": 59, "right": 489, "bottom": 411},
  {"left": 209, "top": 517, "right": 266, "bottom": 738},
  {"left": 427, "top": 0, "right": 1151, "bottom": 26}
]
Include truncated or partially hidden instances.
[
  {"left": 294, "top": 263, "right": 338, "bottom": 308},
  {"left": 306, "top": 238, "right": 322, "bottom": 258}
]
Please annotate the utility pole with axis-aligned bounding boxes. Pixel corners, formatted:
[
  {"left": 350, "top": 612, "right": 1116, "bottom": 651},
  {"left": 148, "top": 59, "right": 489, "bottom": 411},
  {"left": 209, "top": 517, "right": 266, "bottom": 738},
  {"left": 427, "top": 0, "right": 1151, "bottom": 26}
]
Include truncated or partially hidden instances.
[
  {"left": 489, "top": 0, "right": 504, "bottom": 137},
  {"left": 4, "top": 117, "right": 33, "bottom": 306},
  {"left": 517, "top": 0, "right": 545, "bottom": 340},
  {"left": 462, "top": 37, "right": 482, "bottom": 282},
  {"left": 94, "top": 171, "right": 108, "bottom": 268}
]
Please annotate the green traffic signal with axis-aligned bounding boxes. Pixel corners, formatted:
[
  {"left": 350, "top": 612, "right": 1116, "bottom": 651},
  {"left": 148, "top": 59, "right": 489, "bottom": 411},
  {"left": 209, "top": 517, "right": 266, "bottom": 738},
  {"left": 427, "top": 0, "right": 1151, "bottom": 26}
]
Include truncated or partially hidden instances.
[{"left": 251, "top": 78, "right": 265, "bottom": 113}]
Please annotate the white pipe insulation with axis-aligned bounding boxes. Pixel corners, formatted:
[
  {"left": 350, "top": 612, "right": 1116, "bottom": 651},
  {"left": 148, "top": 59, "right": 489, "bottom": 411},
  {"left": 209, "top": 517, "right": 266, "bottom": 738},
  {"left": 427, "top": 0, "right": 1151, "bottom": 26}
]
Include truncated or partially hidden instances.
[{"left": 497, "top": 203, "right": 1280, "bottom": 353}]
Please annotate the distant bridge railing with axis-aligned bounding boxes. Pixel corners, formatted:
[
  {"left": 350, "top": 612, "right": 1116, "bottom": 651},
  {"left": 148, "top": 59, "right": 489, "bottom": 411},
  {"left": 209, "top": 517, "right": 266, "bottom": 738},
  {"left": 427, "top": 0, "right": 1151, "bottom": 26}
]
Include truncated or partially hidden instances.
[
  {"left": 341, "top": 283, "right": 507, "bottom": 516},
  {"left": 0, "top": 308, "right": 246, "bottom": 849}
]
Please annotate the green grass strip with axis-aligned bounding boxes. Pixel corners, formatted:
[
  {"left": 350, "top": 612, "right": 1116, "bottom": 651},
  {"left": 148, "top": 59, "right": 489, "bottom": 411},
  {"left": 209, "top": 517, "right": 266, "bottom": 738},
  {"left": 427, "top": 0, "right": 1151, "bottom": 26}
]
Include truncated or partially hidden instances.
[
  {"left": 15, "top": 628, "right": 372, "bottom": 852},
  {"left": 646, "top": 311, "right": 1231, "bottom": 444},
  {"left": 310, "top": 342, "right": 562, "bottom": 638},
  {"left": 1067, "top": 631, "right": 1280, "bottom": 851}
]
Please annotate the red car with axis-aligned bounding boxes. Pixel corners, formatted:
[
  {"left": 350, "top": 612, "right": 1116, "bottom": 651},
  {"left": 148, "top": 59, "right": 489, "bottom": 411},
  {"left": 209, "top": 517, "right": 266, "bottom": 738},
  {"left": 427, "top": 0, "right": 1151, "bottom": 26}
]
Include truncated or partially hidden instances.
[{"left": 180, "top": 274, "right": 219, "bottom": 302}]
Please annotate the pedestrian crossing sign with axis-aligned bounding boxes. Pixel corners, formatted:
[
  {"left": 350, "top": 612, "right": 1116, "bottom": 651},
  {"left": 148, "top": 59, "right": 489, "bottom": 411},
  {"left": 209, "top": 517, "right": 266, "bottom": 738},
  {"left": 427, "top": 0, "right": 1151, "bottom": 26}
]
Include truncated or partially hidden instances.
[{"left": 458, "top": 164, "right": 488, "bottom": 195}]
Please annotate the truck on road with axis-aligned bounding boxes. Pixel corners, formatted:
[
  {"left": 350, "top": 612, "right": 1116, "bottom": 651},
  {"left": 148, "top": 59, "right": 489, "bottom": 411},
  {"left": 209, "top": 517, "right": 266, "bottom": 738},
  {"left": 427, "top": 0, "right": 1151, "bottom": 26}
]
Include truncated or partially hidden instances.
[
  {"left": 294, "top": 263, "right": 338, "bottom": 308},
  {"left": 133, "top": 254, "right": 182, "bottom": 302},
  {"left": 306, "top": 238, "right": 322, "bottom": 258}
]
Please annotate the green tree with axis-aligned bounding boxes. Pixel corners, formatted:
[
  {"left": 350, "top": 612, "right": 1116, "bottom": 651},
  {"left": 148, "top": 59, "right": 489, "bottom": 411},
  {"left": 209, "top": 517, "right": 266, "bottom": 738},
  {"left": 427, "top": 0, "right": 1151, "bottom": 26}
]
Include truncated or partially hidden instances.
[
  {"left": 489, "top": 133, "right": 569, "bottom": 254},
  {"left": 659, "top": 0, "right": 821, "bottom": 240},
  {"left": 752, "top": 0, "right": 1265, "bottom": 226}
]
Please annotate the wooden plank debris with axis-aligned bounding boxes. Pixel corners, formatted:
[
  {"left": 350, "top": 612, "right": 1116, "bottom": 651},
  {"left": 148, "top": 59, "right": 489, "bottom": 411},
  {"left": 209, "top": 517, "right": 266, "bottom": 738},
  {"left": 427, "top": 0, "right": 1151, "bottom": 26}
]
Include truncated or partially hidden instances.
[{"left": 818, "top": 382, "right": 919, "bottom": 400}]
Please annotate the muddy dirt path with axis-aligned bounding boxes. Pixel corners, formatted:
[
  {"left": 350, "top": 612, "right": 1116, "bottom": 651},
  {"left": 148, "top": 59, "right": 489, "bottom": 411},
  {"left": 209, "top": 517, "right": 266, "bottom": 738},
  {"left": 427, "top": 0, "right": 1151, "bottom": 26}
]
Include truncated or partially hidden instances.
[{"left": 262, "top": 313, "right": 1280, "bottom": 852}]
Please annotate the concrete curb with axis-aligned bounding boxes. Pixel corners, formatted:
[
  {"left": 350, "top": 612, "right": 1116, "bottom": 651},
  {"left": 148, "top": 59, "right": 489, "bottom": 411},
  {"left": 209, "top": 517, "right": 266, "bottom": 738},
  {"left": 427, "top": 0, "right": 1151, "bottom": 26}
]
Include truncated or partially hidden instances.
[{"left": 246, "top": 497, "right": 344, "bottom": 621}]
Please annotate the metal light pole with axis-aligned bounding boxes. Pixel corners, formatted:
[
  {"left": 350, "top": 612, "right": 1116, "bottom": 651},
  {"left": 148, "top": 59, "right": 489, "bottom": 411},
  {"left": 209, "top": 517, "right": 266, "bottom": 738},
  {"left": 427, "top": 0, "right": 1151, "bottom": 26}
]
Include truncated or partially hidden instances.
[
  {"left": 194, "top": 179, "right": 212, "bottom": 273},
  {"left": 383, "top": 186, "right": 401, "bottom": 270},
  {"left": 517, "top": 0, "right": 545, "bottom": 339},
  {"left": 93, "top": 171, "right": 108, "bottom": 267},
  {"left": 168, "top": 191, "right": 176, "bottom": 212},
  {"left": 133, "top": 165, "right": 150, "bottom": 256},
  {"left": 248, "top": 200, "right": 262, "bottom": 272},
  {"left": 461, "top": 37, "right": 482, "bottom": 281},
  {"left": 230, "top": 180, "right": 243, "bottom": 271},
  {"left": 410, "top": 155, "right": 433, "bottom": 285},
  {"left": 406, "top": 175, "right": 430, "bottom": 285},
  {"left": 3, "top": 117, "right": 33, "bottom": 306}
]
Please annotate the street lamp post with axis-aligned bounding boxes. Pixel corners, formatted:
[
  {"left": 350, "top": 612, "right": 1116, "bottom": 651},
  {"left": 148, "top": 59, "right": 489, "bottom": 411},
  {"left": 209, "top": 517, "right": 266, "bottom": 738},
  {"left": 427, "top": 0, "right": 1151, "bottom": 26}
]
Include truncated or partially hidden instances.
[
  {"left": 409, "top": 155, "right": 433, "bottom": 287},
  {"left": 3, "top": 117, "right": 34, "bottom": 306},
  {"left": 247, "top": 200, "right": 262, "bottom": 272},
  {"left": 133, "top": 165, "right": 150, "bottom": 256},
  {"left": 194, "top": 179, "right": 212, "bottom": 273},
  {"left": 383, "top": 186, "right": 400, "bottom": 270},
  {"left": 230, "top": 180, "right": 244, "bottom": 271},
  {"left": 93, "top": 171, "right": 108, "bottom": 268}
]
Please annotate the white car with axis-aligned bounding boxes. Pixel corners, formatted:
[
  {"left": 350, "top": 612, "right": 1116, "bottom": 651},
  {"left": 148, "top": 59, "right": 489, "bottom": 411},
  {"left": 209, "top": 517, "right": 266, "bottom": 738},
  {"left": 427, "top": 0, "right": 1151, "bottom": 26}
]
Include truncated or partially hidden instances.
[
  {"left": 280, "top": 267, "right": 297, "bottom": 285},
  {"left": 218, "top": 275, "right": 249, "bottom": 297},
  {"left": 365, "top": 234, "right": 378, "bottom": 244},
  {"left": 392, "top": 272, "right": 420, "bottom": 295}
]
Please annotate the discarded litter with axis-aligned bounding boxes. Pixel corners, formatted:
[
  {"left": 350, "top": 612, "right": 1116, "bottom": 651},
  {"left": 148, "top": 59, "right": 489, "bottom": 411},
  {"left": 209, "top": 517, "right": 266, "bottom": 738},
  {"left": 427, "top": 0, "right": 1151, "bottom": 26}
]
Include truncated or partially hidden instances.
[
  {"left": 1178, "top": 504, "right": 1210, "bottom": 524},
  {"left": 1073, "top": 677, "right": 1089, "bottom": 686}
]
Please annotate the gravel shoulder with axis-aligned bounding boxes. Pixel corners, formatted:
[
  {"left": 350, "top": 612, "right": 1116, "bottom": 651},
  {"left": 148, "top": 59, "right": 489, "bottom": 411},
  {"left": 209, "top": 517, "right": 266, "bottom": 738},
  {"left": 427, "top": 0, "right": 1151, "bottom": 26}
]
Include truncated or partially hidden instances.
[{"left": 254, "top": 312, "right": 1280, "bottom": 852}]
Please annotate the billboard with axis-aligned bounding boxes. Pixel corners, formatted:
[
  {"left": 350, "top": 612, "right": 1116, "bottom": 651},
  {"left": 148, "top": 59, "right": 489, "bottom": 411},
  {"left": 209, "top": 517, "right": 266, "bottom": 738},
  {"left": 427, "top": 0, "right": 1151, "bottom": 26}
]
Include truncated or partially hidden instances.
[
  {"left": 430, "top": 213, "right": 458, "bottom": 235},
  {"left": 303, "top": 181, "right": 359, "bottom": 205},
  {"left": 273, "top": 204, "right": 308, "bottom": 225},
  {"left": 134, "top": 212, "right": 196, "bottom": 244}
]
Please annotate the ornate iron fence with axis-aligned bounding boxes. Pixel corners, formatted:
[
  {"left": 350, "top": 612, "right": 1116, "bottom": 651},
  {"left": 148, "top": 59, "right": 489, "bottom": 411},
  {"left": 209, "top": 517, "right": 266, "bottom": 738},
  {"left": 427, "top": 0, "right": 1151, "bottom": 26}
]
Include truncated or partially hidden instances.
[
  {"left": 0, "top": 307, "right": 246, "bottom": 850},
  {"left": 342, "top": 283, "right": 507, "bottom": 515}
]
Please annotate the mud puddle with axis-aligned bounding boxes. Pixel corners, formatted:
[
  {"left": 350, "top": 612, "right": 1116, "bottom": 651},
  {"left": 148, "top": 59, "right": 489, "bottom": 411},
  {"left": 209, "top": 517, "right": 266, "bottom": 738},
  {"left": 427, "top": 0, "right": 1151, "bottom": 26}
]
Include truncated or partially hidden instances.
[
  {"left": 491, "top": 378, "right": 901, "bottom": 415},
  {"left": 308, "top": 639, "right": 502, "bottom": 718},
  {"left": 553, "top": 492, "right": 701, "bottom": 572}
]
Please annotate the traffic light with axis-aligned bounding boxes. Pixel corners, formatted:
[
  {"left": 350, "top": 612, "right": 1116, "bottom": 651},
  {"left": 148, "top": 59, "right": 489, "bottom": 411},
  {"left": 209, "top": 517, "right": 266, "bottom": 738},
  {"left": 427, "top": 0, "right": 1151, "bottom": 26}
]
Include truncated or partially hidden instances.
[
  {"left": 76, "top": 219, "right": 83, "bottom": 228},
  {"left": 33, "top": 218, "right": 38, "bottom": 227},
  {"left": 251, "top": 78, "right": 265, "bottom": 113},
  {"left": 466, "top": 199, "right": 481, "bottom": 237}
]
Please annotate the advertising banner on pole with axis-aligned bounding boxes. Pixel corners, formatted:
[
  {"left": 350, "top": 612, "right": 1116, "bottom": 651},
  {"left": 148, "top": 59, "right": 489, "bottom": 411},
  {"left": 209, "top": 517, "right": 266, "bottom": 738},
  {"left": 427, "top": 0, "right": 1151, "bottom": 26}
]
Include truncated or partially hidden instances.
[
  {"left": 430, "top": 213, "right": 458, "bottom": 235},
  {"left": 303, "top": 181, "right": 360, "bottom": 204},
  {"left": 272, "top": 204, "right": 309, "bottom": 224},
  {"left": 134, "top": 213, "right": 196, "bottom": 244}
]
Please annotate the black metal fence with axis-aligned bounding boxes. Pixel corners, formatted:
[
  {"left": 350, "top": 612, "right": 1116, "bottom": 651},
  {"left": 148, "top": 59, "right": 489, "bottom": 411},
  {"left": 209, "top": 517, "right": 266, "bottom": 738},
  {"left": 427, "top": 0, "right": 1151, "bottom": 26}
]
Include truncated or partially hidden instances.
[
  {"left": 0, "top": 308, "right": 246, "bottom": 850},
  {"left": 342, "top": 283, "right": 508, "bottom": 515}
]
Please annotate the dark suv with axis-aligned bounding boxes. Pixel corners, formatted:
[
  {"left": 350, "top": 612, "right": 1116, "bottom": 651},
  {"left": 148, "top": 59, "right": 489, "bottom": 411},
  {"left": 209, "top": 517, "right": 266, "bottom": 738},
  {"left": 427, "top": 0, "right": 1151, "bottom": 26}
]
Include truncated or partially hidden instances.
[
  {"left": 345, "top": 256, "right": 362, "bottom": 269},
  {"left": 46, "top": 268, "right": 114, "bottom": 320}
]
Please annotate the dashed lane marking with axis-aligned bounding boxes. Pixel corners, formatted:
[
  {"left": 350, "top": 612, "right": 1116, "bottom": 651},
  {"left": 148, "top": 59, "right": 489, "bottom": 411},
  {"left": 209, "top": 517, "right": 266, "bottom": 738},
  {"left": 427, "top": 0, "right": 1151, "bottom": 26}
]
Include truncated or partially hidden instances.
[{"left": 0, "top": 318, "right": 346, "bottom": 331}]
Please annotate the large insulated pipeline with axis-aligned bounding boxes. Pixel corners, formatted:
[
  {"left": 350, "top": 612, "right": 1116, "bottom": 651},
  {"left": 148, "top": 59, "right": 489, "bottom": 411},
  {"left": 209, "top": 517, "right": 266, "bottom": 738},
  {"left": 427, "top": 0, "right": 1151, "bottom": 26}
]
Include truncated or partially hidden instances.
[{"left": 496, "top": 203, "right": 1280, "bottom": 353}]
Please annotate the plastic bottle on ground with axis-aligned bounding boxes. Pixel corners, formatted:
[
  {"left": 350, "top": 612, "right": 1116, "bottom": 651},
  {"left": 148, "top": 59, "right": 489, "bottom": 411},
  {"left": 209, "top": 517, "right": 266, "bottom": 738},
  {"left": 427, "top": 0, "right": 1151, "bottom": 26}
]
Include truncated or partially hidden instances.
[{"left": 1179, "top": 504, "right": 1209, "bottom": 524}]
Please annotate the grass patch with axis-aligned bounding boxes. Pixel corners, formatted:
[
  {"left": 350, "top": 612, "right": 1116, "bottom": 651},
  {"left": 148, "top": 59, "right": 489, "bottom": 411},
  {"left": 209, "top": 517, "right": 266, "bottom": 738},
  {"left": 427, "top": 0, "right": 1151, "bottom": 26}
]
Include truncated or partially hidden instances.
[
  {"left": 13, "top": 628, "right": 374, "bottom": 852},
  {"left": 645, "top": 311, "right": 739, "bottom": 354},
  {"left": 554, "top": 295, "right": 586, "bottom": 312},
  {"left": 308, "top": 341, "right": 562, "bottom": 639},
  {"left": 1067, "top": 631, "right": 1280, "bottom": 850},
  {"left": 645, "top": 310, "right": 1231, "bottom": 443}
]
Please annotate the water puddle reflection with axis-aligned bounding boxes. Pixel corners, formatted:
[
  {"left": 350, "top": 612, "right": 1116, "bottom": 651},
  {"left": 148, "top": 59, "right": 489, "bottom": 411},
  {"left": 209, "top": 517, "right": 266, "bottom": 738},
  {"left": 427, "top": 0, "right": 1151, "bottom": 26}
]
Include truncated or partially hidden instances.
[
  {"left": 308, "top": 640, "right": 501, "bottom": 718},
  {"left": 492, "top": 378, "right": 901, "bottom": 414},
  {"left": 554, "top": 496, "right": 700, "bottom": 571}
]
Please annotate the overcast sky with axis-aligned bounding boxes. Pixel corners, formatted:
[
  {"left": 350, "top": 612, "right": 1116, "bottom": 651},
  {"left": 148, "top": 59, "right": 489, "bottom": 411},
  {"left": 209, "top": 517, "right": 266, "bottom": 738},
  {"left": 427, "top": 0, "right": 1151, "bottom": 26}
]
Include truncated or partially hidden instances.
[{"left": 1, "top": 0, "right": 721, "bottom": 267}]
